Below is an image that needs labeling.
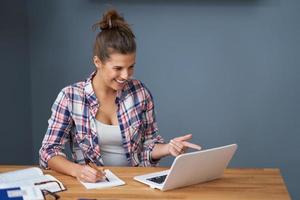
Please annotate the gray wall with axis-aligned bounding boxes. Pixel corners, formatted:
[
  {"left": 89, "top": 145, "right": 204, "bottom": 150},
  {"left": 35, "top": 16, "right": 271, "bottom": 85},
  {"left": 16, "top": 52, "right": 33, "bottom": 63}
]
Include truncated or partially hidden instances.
[
  {"left": 0, "top": 0, "right": 32, "bottom": 164},
  {"left": 1, "top": 0, "right": 299, "bottom": 198}
]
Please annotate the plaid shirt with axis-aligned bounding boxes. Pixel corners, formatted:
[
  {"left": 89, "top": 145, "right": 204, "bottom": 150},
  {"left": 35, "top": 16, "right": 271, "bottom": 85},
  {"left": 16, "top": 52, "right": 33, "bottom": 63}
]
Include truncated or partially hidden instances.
[{"left": 39, "top": 71, "right": 164, "bottom": 169}]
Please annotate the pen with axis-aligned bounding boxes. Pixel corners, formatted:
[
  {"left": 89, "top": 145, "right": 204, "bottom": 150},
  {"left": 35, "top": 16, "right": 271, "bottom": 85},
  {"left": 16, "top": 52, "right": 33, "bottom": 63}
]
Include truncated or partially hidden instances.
[{"left": 85, "top": 160, "right": 110, "bottom": 182}]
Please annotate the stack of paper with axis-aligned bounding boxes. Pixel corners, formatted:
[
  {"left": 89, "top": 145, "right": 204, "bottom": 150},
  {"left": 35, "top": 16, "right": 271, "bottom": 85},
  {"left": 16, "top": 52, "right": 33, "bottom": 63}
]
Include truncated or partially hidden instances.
[{"left": 0, "top": 167, "right": 65, "bottom": 199}]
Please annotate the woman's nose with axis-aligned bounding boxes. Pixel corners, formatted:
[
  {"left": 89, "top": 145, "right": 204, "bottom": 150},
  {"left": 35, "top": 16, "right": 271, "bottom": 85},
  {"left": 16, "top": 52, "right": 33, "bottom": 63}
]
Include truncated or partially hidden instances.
[{"left": 121, "top": 70, "right": 129, "bottom": 80}]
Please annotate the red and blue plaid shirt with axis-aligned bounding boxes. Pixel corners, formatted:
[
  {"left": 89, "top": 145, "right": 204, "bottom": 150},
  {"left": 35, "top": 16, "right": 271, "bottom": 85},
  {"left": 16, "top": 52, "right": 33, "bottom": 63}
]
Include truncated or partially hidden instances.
[{"left": 39, "top": 71, "right": 164, "bottom": 169}]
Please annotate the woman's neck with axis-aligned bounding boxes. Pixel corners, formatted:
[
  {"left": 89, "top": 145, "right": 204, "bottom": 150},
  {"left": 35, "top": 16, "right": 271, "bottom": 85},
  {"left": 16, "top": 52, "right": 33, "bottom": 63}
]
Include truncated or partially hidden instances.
[{"left": 92, "top": 71, "right": 116, "bottom": 98}]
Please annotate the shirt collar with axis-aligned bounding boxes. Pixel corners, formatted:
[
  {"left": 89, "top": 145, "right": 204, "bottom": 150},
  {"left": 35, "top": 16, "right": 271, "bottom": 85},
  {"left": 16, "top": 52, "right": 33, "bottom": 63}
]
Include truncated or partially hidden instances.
[{"left": 84, "top": 71, "right": 99, "bottom": 110}]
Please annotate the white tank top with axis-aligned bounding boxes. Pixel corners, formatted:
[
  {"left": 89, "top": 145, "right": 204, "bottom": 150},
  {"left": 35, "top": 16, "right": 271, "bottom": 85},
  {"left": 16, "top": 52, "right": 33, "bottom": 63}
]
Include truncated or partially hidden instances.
[{"left": 95, "top": 119, "right": 129, "bottom": 166}]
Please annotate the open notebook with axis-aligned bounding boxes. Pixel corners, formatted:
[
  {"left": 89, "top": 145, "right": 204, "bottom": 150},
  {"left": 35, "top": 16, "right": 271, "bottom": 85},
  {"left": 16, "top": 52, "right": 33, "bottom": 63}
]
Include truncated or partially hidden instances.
[
  {"left": 0, "top": 167, "right": 65, "bottom": 193},
  {"left": 80, "top": 169, "right": 125, "bottom": 189}
]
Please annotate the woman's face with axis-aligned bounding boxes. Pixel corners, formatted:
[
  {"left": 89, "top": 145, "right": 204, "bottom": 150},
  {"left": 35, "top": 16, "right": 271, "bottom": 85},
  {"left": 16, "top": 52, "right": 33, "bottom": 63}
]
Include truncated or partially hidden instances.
[{"left": 94, "top": 52, "right": 136, "bottom": 91}]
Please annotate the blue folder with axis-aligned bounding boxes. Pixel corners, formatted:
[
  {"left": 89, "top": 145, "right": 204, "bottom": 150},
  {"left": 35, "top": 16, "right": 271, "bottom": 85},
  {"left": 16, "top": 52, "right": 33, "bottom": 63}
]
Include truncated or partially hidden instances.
[{"left": 0, "top": 187, "right": 24, "bottom": 200}]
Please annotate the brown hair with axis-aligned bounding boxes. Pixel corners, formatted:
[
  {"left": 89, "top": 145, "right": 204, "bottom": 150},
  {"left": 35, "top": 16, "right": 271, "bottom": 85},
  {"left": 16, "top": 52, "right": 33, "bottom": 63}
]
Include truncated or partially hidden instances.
[{"left": 92, "top": 9, "right": 136, "bottom": 63}]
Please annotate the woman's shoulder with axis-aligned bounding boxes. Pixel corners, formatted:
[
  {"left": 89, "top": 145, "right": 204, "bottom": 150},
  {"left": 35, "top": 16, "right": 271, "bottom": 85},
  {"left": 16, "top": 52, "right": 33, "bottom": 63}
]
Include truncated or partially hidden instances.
[{"left": 59, "top": 81, "right": 86, "bottom": 100}]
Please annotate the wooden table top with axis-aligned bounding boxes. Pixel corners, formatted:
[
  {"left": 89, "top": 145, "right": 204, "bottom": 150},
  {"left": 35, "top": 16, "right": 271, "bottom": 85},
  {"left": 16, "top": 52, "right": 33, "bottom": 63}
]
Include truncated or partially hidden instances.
[{"left": 0, "top": 166, "right": 291, "bottom": 200}]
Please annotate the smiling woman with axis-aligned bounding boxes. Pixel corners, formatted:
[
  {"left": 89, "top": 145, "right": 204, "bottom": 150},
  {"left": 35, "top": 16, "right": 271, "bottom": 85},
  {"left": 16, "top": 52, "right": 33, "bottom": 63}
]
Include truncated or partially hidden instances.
[
  {"left": 39, "top": 8, "right": 201, "bottom": 184},
  {"left": 93, "top": 53, "right": 136, "bottom": 94}
]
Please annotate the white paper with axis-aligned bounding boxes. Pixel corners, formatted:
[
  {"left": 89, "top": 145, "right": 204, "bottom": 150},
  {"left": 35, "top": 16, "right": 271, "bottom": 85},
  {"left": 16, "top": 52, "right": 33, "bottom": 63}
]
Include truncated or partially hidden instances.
[
  {"left": 80, "top": 169, "right": 125, "bottom": 189},
  {"left": 0, "top": 167, "right": 43, "bottom": 183},
  {"left": 0, "top": 167, "right": 65, "bottom": 193},
  {"left": 20, "top": 186, "right": 44, "bottom": 200}
]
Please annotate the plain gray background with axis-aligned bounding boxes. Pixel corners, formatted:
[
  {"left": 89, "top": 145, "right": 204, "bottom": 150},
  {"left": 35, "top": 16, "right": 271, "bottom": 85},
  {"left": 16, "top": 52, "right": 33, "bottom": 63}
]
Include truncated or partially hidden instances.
[{"left": 1, "top": 0, "right": 299, "bottom": 199}]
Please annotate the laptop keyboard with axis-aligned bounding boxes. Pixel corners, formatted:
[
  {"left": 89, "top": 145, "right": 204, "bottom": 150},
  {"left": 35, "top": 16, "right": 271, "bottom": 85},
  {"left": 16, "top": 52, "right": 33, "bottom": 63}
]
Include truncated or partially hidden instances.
[{"left": 147, "top": 175, "right": 167, "bottom": 184}]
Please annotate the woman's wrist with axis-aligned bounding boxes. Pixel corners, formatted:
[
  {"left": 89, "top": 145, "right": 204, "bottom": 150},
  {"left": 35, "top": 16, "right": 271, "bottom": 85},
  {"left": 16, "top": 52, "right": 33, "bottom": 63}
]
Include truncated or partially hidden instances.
[
  {"left": 151, "top": 143, "right": 171, "bottom": 160},
  {"left": 162, "top": 143, "right": 171, "bottom": 157}
]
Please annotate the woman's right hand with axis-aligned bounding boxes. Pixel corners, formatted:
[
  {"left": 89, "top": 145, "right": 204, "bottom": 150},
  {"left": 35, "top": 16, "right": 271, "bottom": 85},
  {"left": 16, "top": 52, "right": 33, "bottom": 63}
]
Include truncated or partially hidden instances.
[{"left": 73, "top": 164, "right": 105, "bottom": 183}]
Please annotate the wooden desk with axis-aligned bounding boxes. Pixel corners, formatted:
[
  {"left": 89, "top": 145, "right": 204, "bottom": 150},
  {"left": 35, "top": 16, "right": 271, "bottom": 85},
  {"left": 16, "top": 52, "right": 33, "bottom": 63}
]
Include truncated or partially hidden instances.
[{"left": 0, "top": 166, "right": 290, "bottom": 200}]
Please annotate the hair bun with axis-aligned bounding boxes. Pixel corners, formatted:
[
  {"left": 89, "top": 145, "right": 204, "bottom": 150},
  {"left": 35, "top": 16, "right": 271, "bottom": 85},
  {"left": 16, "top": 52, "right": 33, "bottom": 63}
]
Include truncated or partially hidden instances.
[
  {"left": 93, "top": 9, "right": 126, "bottom": 31},
  {"left": 92, "top": 9, "right": 136, "bottom": 63}
]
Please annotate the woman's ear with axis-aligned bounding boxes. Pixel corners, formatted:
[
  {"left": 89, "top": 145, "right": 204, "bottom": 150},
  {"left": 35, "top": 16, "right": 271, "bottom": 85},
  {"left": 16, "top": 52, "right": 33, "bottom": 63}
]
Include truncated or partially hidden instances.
[{"left": 93, "top": 56, "right": 102, "bottom": 69}]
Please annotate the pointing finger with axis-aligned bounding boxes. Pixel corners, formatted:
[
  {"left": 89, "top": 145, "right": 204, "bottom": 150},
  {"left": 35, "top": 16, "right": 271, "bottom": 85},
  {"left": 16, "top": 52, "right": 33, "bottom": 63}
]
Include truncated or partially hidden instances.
[
  {"left": 182, "top": 141, "right": 202, "bottom": 150},
  {"left": 175, "top": 134, "right": 192, "bottom": 141}
]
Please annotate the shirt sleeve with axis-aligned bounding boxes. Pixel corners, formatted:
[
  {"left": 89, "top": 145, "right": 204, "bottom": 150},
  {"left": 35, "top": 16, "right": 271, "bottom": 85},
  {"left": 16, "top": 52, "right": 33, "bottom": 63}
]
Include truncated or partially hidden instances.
[
  {"left": 39, "top": 89, "right": 73, "bottom": 169},
  {"left": 140, "top": 86, "right": 165, "bottom": 167}
]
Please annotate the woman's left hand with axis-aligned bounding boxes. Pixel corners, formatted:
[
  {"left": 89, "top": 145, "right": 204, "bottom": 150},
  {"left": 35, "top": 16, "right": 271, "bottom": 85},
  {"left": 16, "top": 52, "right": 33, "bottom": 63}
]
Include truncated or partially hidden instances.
[{"left": 168, "top": 134, "right": 201, "bottom": 157}]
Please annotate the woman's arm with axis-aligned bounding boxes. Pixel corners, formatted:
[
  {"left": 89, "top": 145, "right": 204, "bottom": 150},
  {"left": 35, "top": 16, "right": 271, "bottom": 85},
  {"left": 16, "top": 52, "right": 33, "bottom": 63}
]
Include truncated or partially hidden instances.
[
  {"left": 39, "top": 90, "right": 104, "bottom": 183},
  {"left": 151, "top": 134, "right": 201, "bottom": 160},
  {"left": 39, "top": 90, "right": 72, "bottom": 169},
  {"left": 48, "top": 155, "right": 80, "bottom": 177},
  {"left": 48, "top": 155, "right": 105, "bottom": 183}
]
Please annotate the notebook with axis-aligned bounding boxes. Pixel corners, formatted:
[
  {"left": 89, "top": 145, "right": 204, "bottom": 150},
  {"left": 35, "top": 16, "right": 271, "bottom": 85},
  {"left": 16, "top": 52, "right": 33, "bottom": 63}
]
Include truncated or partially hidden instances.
[{"left": 80, "top": 169, "right": 125, "bottom": 189}]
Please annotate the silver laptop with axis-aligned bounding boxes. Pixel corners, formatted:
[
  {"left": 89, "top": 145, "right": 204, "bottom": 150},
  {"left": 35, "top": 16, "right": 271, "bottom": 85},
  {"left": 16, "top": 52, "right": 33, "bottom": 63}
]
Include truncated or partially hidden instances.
[{"left": 134, "top": 144, "right": 237, "bottom": 191}]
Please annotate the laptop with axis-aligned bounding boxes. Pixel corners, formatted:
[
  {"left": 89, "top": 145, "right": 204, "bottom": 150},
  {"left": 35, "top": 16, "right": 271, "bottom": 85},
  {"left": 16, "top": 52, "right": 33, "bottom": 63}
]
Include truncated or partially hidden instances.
[{"left": 134, "top": 144, "right": 237, "bottom": 191}]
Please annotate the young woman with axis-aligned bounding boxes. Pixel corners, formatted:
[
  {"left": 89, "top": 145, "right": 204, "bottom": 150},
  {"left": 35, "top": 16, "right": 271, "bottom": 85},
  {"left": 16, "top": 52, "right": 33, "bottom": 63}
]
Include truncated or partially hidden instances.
[{"left": 39, "top": 9, "right": 201, "bottom": 183}]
